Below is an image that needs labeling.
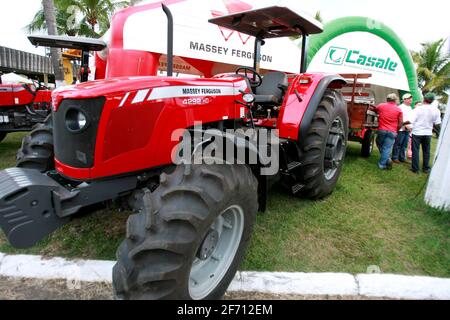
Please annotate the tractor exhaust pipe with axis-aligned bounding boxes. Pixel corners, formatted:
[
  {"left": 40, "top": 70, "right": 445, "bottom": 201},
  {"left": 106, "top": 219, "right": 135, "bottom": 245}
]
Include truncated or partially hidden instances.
[
  {"left": 300, "top": 27, "right": 308, "bottom": 74},
  {"left": 162, "top": 4, "right": 174, "bottom": 77}
]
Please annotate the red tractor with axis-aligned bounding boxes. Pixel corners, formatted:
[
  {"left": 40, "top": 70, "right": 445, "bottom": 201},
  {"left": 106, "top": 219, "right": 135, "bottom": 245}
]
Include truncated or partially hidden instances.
[
  {"left": 0, "top": 5, "right": 348, "bottom": 300},
  {"left": 0, "top": 80, "right": 52, "bottom": 143}
]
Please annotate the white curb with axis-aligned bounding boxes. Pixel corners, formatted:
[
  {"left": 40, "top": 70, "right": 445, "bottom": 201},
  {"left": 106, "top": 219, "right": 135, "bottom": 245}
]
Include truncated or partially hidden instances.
[
  {"left": 0, "top": 254, "right": 112, "bottom": 283},
  {"left": 228, "top": 271, "right": 358, "bottom": 296},
  {"left": 356, "top": 274, "right": 450, "bottom": 300},
  {"left": 0, "top": 253, "right": 449, "bottom": 299}
]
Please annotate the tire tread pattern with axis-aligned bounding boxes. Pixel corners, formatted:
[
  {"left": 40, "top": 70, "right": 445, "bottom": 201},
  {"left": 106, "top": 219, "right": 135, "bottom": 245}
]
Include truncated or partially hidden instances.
[
  {"left": 16, "top": 115, "right": 54, "bottom": 172},
  {"left": 113, "top": 163, "right": 258, "bottom": 300},
  {"left": 298, "top": 89, "right": 348, "bottom": 199}
]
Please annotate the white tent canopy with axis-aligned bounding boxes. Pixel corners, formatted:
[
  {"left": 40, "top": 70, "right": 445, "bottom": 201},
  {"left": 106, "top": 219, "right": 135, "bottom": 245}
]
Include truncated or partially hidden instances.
[
  {"left": 122, "top": 0, "right": 307, "bottom": 74},
  {"left": 1, "top": 73, "right": 33, "bottom": 84},
  {"left": 425, "top": 108, "right": 450, "bottom": 211}
]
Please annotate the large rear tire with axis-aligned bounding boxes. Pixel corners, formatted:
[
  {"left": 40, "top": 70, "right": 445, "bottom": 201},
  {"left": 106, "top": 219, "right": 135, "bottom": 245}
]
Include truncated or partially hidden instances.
[
  {"left": 297, "top": 89, "right": 348, "bottom": 199},
  {"left": 113, "top": 163, "right": 258, "bottom": 300},
  {"left": 16, "top": 115, "right": 54, "bottom": 172},
  {"left": 0, "top": 132, "right": 7, "bottom": 143}
]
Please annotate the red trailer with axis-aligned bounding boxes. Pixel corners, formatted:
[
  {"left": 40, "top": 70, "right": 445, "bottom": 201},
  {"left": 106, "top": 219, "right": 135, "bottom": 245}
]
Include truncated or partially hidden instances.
[{"left": 340, "top": 73, "right": 378, "bottom": 157}]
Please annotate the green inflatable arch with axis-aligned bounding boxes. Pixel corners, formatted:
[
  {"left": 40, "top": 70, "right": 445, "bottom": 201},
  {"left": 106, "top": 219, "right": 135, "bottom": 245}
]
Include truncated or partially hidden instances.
[{"left": 307, "top": 16, "right": 421, "bottom": 102}]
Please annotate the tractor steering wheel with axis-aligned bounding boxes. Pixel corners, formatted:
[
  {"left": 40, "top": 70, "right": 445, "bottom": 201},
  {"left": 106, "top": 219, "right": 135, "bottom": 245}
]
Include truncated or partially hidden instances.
[{"left": 235, "top": 67, "right": 263, "bottom": 88}]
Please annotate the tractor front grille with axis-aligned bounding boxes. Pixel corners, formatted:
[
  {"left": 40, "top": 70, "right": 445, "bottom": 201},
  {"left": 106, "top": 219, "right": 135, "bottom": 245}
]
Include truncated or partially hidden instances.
[{"left": 53, "top": 97, "right": 105, "bottom": 169}]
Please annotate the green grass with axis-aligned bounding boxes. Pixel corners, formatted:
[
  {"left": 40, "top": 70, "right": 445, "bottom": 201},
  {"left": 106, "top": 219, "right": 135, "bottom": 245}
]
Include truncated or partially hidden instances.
[
  {"left": 0, "top": 133, "right": 24, "bottom": 168},
  {"left": 0, "top": 132, "right": 449, "bottom": 277},
  {"left": 242, "top": 141, "right": 450, "bottom": 276}
]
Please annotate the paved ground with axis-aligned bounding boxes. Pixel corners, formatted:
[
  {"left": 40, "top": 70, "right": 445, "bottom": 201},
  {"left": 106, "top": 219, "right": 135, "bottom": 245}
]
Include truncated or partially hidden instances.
[{"left": 0, "top": 277, "right": 391, "bottom": 300}]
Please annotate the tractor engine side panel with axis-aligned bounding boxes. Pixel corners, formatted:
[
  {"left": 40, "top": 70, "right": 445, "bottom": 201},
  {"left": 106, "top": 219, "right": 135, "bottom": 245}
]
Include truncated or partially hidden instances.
[{"left": 93, "top": 89, "right": 239, "bottom": 179}]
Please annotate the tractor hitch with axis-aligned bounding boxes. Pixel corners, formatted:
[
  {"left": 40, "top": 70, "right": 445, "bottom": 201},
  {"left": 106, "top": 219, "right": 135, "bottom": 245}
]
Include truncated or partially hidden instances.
[{"left": 0, "top": 168, "right": 137, "bottom": 249}]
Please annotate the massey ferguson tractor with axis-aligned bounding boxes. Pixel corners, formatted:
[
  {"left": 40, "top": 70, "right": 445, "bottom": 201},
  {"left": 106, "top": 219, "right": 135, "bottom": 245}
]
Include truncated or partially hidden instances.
[
  {"left": 0, "top": 80, "right": 51, "bottom": 143},
  {"left": 0, "top": 5, "right": 348, "bottom": 299}
]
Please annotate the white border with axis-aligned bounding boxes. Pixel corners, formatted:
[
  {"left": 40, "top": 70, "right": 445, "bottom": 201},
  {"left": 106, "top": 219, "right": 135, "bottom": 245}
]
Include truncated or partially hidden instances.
[{"left": 0, "top": 253, "right": 449, "bottom": 299}]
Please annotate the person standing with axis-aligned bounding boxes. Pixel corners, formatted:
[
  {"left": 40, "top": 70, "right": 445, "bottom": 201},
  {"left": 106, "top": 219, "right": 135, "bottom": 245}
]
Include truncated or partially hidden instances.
[
  {"left": 409, "top": 92, "right": 442, "bottom": 174},
  {"left": 392, "top": 93, "right": 413, "bottom": 163},
  {"left": 373, "top": 93, "right": 403, "bottom": 170}
]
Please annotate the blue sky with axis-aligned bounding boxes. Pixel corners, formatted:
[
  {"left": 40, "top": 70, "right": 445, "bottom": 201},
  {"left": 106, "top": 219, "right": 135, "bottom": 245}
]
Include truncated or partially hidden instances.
[{"left": 0, "top": 0, "right": 448, "bottom": 55}]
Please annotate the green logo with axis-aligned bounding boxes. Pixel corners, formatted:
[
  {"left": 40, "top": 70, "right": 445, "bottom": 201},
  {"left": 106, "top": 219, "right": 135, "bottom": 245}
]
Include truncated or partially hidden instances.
[
  {"left": 324, "top": 46, "right": 398, "bottom": 72},
  {"left": 325, "top": 47, "right": 347, "bottom": 65}
]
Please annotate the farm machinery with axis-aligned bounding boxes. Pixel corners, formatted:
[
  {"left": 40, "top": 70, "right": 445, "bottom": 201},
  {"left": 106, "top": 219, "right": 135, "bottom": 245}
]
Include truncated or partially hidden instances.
[
  {"left": 0, "top": 4, "right": 348, "bottom": 299},
  {"left": 0, "top": 42, "right": 99, "bottom": 143},
  {"left": 0, "top": 80, "right": 51, "bottom": 143},
  {"left": 340, "top": 73, "right": 378, "bottom": 157}
]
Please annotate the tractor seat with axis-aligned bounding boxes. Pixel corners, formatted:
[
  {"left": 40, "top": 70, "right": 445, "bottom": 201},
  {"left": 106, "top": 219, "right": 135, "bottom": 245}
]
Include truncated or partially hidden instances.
[{"left": 254, "top": 71, "right": 288, "bottom": 105}]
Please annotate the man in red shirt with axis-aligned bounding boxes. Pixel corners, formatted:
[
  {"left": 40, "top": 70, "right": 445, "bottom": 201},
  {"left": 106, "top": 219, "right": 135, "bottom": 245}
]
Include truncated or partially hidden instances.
[{"left": 373, "top": 93, "right": 403, "bottom": 170}]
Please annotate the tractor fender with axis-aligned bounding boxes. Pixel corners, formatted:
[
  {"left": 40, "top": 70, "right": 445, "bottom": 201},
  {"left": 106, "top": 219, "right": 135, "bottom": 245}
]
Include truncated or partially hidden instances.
[
  {"left": 188, "top": 128, "right": 271, "bottom": 167},
  {"left": 188, "top": 128, "right": 272, "bottom": 212},
  {"left": 298, "top": 75, "right": 346, "bottom": 143}
]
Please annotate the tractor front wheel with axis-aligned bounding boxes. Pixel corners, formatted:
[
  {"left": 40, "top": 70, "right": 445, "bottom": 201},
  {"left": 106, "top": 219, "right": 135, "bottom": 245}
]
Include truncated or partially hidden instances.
[
  {"left": 297, "top": 89, "right": 348, "bottom": 199},
  {"left": 113, "top": 163, "right": 258, "bottom": 300},
  {"left": 16, "top": 115, "right": 54, "bottom": 172}
]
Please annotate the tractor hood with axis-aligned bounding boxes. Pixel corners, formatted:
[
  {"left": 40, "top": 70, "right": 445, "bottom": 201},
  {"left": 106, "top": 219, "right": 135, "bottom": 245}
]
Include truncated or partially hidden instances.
[
  {"left": 52, "top": 76, "right": 244, "bottom": 110},
  {"left": 51, "top": 75, "right": 249, "bottom": 180}
]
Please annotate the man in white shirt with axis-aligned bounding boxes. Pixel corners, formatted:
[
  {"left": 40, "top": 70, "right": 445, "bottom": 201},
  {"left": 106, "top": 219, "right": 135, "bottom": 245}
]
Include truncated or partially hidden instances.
[
  {"left": 409, "top": 92, "right": 442, "bottom": 173},
  {"left": 392, "top": 93, "right": 413, "bottom": 163}
]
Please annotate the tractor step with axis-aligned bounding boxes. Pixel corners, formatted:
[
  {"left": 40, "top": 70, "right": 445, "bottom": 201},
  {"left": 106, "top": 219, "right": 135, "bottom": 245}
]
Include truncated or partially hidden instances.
[
  {"left": 287, "top": 161, "right": 302, "bottom": 172},
  {"left": 291, "top": 183, "right": 305, "bottom": 195}
]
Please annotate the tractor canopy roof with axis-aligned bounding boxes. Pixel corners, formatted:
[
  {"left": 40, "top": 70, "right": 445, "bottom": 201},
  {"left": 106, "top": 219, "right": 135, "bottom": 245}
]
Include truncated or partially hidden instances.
[
  {"left": 208, "top": 5, "right": 323, "bottom": 39},
  {"left": 28, "top": 35, "right": 106, "bottom": 52}
]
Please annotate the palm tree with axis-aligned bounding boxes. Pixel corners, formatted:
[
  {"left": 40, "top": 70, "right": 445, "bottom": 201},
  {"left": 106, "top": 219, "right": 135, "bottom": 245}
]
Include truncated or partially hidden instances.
[
  {"left": 28, "top": 0, "right": 79, "bottom": 36},
  {"left": 42, "top": 0, "right": 65, "bottom": 85},
  {"left": 74, "top": 0, "right": 127, "bottom": 37},
  {"left": 314, "top": 11, "right": 323, "bottom": 23},
  {"left": 412, "top": 39, "right": 450, "bottom": 104},
  {"left": 28, "top": 0, "right": 127, "bottom": 38}
]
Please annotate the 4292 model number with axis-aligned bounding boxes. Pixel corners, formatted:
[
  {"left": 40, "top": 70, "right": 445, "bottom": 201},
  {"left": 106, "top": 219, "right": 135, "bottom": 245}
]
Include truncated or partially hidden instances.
[{"left": 182, "top": 97, "right": 210, "bottom": 105}]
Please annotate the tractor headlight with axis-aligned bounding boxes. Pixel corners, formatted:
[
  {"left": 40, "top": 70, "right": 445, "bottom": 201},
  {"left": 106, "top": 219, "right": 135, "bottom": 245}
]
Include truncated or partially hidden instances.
[
  {"left": 66, "top": 108, "right": 89, "bottom": 132},
  {"left": 77, "top": 112, "right": 87, "bottom": 128}
]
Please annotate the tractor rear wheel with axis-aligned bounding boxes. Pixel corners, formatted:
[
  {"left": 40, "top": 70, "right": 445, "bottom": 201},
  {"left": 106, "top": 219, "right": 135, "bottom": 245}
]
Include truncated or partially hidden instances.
[
  {"left": 361, "top": 129, "right": 374, "bottom": 158},
  {"left": 0, "top": 132, "right": 7, "bottom": 143},
  {"left": 297, "top": 89, "right": 348, "bottom": 199},
  {"left": 16, "top": 114, "right": 54, "bottom": 172},
  {"left": 113, "top": 163, "right": 258, "bottom": 300}
]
